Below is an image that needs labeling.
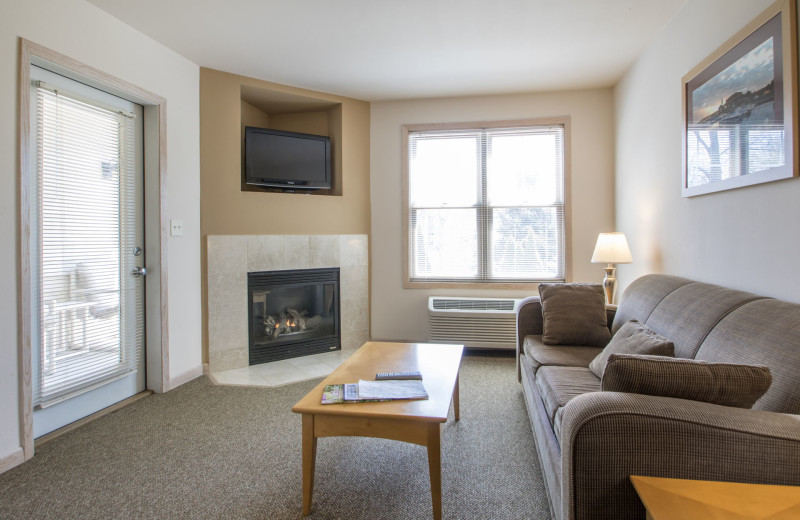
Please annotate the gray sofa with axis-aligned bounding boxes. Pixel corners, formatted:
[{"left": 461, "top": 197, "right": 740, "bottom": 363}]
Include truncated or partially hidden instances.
[{"left": 515, "top": 274, "right": 800, "bottom": 520}]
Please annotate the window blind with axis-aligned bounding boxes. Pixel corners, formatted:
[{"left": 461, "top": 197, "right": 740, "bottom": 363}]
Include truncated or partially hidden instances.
[
  {"left": 407, "top": 124, "right": 565, "bottom": 283},
  {"left": 32, "top": 80, "right": 143, "bottom": 407}
]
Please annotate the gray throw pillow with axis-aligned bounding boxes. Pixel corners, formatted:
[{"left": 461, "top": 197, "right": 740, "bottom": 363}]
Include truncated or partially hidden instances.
[
  {"left": 538, "top": 283, "right": 610, "bottom": 347},
  {"left": 601, "top": 353, "right": 772, "bottom": 409},
  {"left": 589, "top": 319, "right": 674, "bottom": 378}
]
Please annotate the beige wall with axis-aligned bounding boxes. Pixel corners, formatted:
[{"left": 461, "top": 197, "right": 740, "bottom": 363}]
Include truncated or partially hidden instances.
[
  {"left": 614, "top": 0, "right": 800, "bottom": 302},
  {"left": 200, "top": 68, "right": 371, "bottom": 361},
  {"left": 1, "top": 0, "right": 201, "bottom": 469},
  {"left": 370, "top": 89, "right": 616, "bottom": 342}
]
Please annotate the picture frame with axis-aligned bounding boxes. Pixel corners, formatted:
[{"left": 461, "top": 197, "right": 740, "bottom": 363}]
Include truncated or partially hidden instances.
[{"left": 682, "top": 0, "right": 798, "bottom": 197}]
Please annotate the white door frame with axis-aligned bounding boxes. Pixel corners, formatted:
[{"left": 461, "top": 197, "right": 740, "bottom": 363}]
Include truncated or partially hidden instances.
[{"left": 17, "top": 38, "right": 170, "bottom": 460}]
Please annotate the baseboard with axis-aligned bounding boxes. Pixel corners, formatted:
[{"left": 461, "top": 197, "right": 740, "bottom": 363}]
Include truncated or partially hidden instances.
[
  {"left": 0, "top": 447, "right": 26, "bottom": 474},
  {"left": 165, "top": 365, "right": 203, "bottom": 391}
]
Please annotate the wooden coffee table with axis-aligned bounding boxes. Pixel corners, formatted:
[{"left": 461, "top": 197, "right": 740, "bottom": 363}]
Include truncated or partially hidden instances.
[
  {"left": 292, "top": 341, "right": 464, "bottom": 520},
  {"left": 630, "top": 475, "right": 800, "bottom": 519}
]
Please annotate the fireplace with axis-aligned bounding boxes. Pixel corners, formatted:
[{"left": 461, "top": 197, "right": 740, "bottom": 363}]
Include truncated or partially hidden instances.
[{"left": 248, "top": 268, "right": 340, "bottom": 365}]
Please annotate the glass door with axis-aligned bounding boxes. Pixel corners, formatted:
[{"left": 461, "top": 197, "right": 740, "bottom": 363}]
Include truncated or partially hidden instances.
[{"left": 30, "top": 65, "right": 146, "bottom": 437}]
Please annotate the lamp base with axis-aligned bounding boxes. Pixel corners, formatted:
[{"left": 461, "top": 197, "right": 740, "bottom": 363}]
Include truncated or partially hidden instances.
[{"left": 602, "top": 265, "right": 617, "bottom": 305}]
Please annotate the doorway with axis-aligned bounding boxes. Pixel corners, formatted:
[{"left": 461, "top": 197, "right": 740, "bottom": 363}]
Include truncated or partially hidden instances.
[{"left": 29, "top": 65, "right": 146, "bottom": 437}]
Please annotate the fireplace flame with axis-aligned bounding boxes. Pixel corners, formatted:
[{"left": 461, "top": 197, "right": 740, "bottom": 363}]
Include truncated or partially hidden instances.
[{"left": 262, "top": 308, "right": 324, "bottom": 340}]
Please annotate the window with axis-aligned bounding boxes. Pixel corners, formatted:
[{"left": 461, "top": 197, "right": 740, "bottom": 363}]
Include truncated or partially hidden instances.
[{"left": 403, "top": 119, "right": 568, "bottom": 286}]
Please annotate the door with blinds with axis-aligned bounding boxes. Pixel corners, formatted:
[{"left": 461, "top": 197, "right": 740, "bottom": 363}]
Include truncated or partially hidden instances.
[{"left": 29, "top": 65, "right": 146, "bottom": 437}]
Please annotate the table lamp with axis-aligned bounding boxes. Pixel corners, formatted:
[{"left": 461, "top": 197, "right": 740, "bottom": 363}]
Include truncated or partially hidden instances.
[{"left": 591, "top": 232, "right": 632, "bottom": 304}]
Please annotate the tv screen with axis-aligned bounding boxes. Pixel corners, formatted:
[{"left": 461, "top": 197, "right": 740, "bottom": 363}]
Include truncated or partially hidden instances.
[{"left": 244, "top": 127, "right": 331, "bottom": 190}]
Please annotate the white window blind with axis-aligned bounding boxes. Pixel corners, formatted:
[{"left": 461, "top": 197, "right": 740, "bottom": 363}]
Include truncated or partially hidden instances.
[
  {"left": 32, "top": 80, "right": 142, "bottom": 406},
  {"left": 407, "top": 124, "right": 565, "bottom": 283}
]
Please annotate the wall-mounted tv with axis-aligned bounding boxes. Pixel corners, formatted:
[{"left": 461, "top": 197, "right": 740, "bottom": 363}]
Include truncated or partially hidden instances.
[{"left": 244, "top": 126, "right": 331, "bottom": 191}]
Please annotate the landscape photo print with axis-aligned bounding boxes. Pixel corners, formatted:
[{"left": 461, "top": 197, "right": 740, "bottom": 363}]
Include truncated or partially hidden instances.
[{"left": 682, "top": 0, "right": 797, "bottom": 197}]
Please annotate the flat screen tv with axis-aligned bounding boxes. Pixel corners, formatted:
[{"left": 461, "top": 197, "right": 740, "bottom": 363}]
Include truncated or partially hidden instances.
[{"left": 244, "top": 126, "right": 331, "bottom": 191}]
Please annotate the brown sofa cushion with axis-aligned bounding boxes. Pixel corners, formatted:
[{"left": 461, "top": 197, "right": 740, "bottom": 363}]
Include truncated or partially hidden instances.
[
  {"left": 538, "top": 283, "right": 610, "bottom": 347},
  {"left": 523, "top": 335, "right": 603, "bottom": 375},
  {"left": 589, "top": 319, "right": 675, "bottom": 378},
  {"left": 535, "top": 365, "right": 601, "bottom": 427},
  {"left": 601, "top": 354, "right": 772, "bottom": 409}
]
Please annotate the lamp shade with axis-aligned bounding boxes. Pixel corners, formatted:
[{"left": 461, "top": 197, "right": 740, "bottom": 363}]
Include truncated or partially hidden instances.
[{"left": 591, "top": 233, "right": 632, "bottom": 264}]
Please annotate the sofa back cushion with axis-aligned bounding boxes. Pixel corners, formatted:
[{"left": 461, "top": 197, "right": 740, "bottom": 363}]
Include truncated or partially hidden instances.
[
  {"left": 611, "top": 275, "right": 692, "bottom": 334},
  {"left": 589, "top": 320, "right": 674, "bottom": 378},
  {"left": 644, "top": 283, "right": 765, "bottom": 359},
  {"left": 539, "top": 283, "right": 610, "bottom": 347},
  {"left": 695, "top": 299, "right": 800, "bottom": 414}
]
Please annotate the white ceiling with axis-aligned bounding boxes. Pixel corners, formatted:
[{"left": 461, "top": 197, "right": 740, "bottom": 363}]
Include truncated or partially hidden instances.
[{"left": 87, "top": 0, "right": 686, "bottom": 101}]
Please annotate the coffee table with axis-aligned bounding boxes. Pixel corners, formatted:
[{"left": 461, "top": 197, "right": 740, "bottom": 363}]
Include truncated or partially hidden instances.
[
  {"left": 630, "top": 475, "right": 800, "bottom": 519},
  {"left": 291, "top": 341, "right": 464, "bottom": 520}
]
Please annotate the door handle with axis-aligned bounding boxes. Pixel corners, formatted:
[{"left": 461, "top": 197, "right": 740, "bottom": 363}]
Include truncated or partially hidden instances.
[{"left": 132, "top": 266, "right": 147, "bottom": 277}]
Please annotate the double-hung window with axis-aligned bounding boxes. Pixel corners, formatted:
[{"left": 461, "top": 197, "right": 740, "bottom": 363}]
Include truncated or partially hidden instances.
[{"left": 404, "top": 119, "right": 568, "bottom": 286}]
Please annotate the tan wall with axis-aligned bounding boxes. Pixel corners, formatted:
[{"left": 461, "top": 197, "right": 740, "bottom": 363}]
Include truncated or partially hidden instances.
[
  {"left": 614, "top": 0, "right": 800, "bottom": 302},
  {"left": 369, "top": 89, "right": 616, "bottom": 342},
  {"left": 200, "top": 68, "right": 371, "bottom": 362}
]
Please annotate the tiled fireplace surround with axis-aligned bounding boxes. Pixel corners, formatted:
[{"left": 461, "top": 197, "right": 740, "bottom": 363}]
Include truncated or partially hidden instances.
[{"left": 207, "top": 234, "right": 369, "bottom": 386}]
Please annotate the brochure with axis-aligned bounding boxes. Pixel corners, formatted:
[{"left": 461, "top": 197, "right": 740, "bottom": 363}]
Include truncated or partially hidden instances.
[{"left": 357, "top": 379, "right": 428, "bottom": 400}]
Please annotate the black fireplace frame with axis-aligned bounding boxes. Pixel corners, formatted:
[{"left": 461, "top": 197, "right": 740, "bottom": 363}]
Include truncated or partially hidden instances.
[{"left": 247, "top": 268, "right": 341, "bottom": 365}]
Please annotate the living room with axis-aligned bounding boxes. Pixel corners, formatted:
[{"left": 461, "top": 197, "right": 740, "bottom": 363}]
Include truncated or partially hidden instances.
[{"left": 2, "top": 0, "right": 800, "bottom": 517}]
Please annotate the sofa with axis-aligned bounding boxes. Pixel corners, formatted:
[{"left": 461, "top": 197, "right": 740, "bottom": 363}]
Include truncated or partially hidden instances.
[{"left": 515, "top": 274, "right": 800, "bottom": 520}]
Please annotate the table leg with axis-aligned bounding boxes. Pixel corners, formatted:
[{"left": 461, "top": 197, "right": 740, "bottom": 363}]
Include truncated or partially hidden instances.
[
  {"left": 427, "top": 423, "right": 442, "bottom": 520},
  {"left": 453, "top": 373, "right": 460, "bottom": 422},
  {"left": 302, "top": 414, "right": 317, "bottom": 516}
]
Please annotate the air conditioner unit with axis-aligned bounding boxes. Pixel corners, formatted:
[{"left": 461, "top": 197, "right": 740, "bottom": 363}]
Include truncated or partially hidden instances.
[{"left": 428, "top": 297, "right": 521, "bottom": 350}]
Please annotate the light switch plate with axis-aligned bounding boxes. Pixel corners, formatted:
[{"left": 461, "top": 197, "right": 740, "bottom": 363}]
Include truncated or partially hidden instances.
[{"left": 170, "top": 219, "right": 184, "bottom": 236}]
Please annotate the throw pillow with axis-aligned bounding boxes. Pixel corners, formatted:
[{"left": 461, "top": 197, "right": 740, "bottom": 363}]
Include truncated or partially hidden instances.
[
  {"left": 538, "top": 283, "right": 610, "bottom": 347},
  {"left": 601, "top": 353, "right": 772, "bottom": 409},
  {"left": 588, "top": 319, "right": 674, "bottom": 378}
]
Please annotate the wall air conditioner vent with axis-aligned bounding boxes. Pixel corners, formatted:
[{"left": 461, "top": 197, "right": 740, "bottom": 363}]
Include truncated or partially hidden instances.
[
  {"left": 431, "top": 298, "right": 516, "bottom": 311},
  {"left": 428, "top": 297, "right": 521, "bottom": 350}
]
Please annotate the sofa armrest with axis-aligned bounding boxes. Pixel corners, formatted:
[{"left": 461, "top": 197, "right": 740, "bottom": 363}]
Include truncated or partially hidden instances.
[
  {"left": 516, "top": 296, "right": 543, "bottom": 381},
  {"left": 560, "top": 391, "right": 800, "bottom": 520}
]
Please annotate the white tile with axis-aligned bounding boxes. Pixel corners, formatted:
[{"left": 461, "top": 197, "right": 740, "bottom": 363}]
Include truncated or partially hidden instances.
[
  {"left": 284, "top": 235, "right": 310, "bottom": 269},
  {"left": 248, "top": 359, "right": 295, "bottom": 376},
  {"left": 207, "top": 235, "right": 248, "bottom": 358},
  {"left": 247, "top": 235, "right": 284, "bottom": 272},
  {"left": 340, "top": 235, "right": 368, "bottom": 267},
  {"left": 261, "top": 369, "right": 316, "bottom": 387},
  {"left": 341, "top": 329, "right": 369, "bottom": 351},
  {"left": 210, "top": 366, "right": 266, "bottom": 386},
  {"left": 207, "top": 235, "right": 247, "bottom": 277},
  {"left": 341, "top": 265, "right": 368, "bottom": 301},
  {"left": 287, "top": 353, "right": 331, "bottom": 368},
  {"left": 309, "top": 235, "right": 340, "bottom": 268},
  {"left": 297, "top": 363, "right": 335, "bottom": 379},
  {"left": 208, "top": 348, "right": 248, "bottom": 372},
  {"left": 341, "top": 297, "right": 369, "bottom": 333}
]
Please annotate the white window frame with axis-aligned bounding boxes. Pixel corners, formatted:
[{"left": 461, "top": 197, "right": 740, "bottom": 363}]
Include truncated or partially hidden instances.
[{"left": 402, "top": 118, "right": 572, "bottom": 289}]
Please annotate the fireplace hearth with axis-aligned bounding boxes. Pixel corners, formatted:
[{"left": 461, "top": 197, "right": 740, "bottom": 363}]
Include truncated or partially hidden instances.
[{"left": 248, "top": 268, "right": 340, "bottom": 365}]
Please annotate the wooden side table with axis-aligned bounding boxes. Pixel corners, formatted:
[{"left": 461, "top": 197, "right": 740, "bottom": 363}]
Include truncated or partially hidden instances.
[{"left": 630, "top": 475, "right": 800, "bottom": 520}]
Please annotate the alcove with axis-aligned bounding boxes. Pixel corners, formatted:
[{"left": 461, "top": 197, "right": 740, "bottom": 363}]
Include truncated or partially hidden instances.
[{"left": 240, "top": 85, "right": 343, "bottom": 196}]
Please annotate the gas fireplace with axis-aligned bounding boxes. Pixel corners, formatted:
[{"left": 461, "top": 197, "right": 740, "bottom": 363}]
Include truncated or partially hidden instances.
[{"left": 248, "top": 268, "right": 340, "bottom": 364}]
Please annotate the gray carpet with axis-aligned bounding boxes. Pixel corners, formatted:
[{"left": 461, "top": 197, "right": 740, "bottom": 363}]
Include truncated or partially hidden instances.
[{"left": 0, "top": 351, "right": 551, "bottom": 519}]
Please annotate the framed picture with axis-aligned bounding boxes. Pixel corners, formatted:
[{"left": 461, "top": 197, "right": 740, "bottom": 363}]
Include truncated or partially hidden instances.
[{"left": 682, "top": 0, "right": 798, "bottom": 197}]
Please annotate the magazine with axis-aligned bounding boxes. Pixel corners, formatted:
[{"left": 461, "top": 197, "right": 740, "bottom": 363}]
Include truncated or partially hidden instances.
[{"left": 321, "top": 384, "right": 391, "bottom": 404}]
